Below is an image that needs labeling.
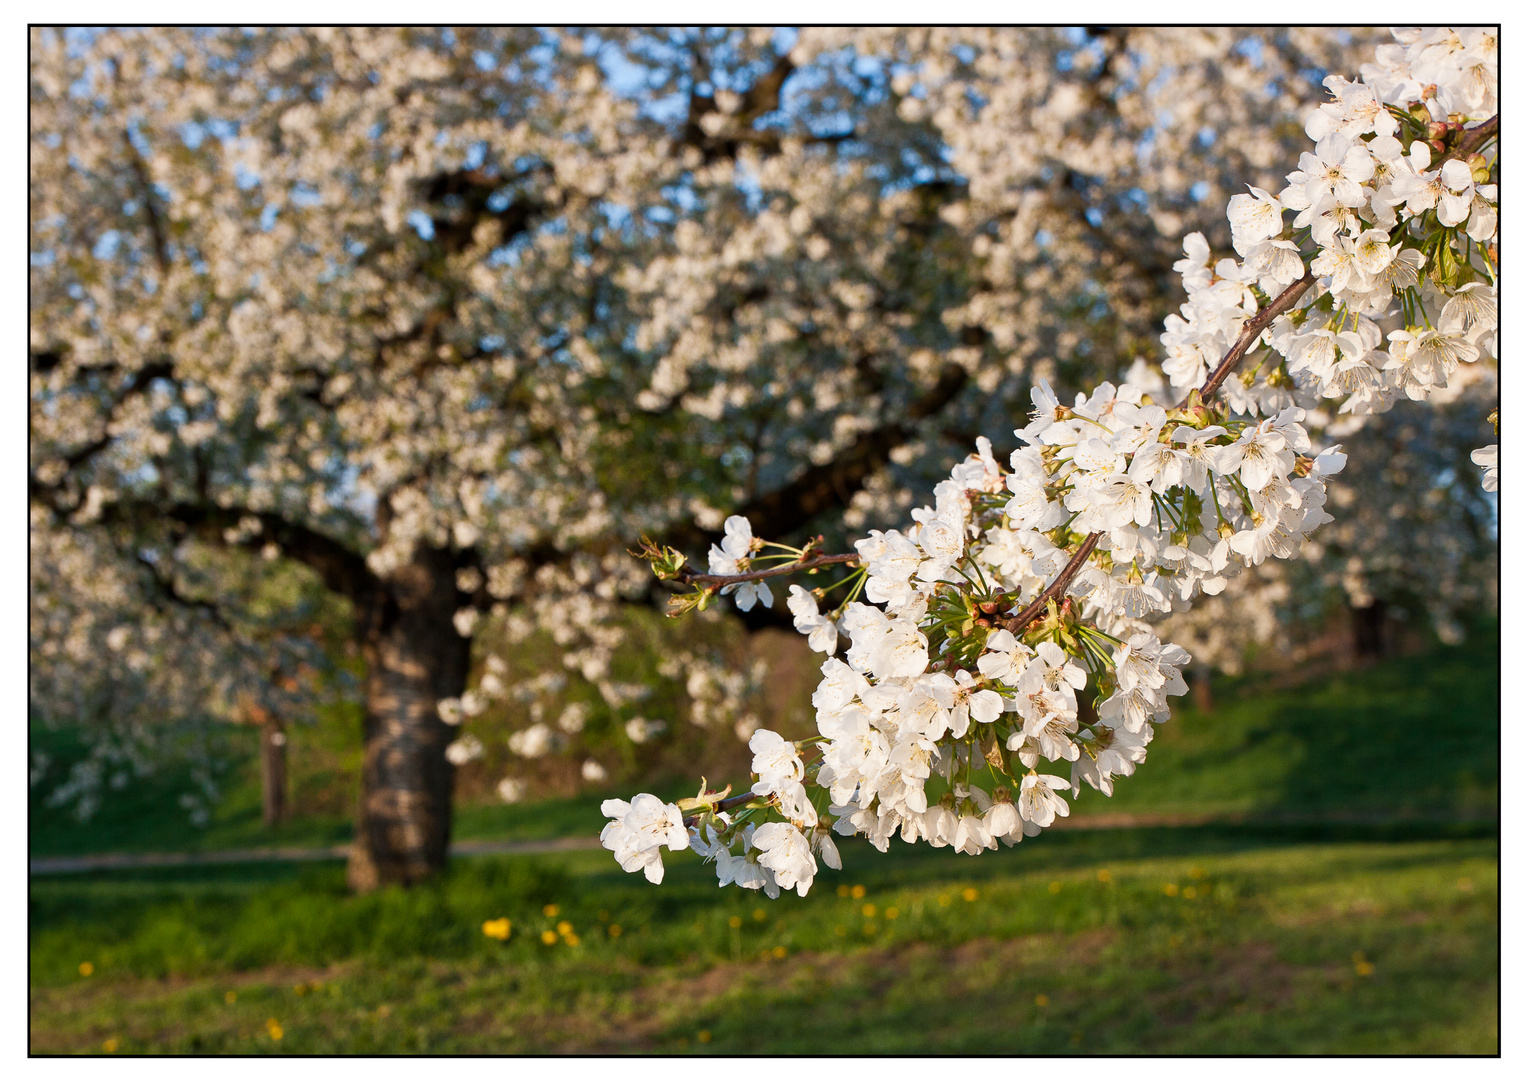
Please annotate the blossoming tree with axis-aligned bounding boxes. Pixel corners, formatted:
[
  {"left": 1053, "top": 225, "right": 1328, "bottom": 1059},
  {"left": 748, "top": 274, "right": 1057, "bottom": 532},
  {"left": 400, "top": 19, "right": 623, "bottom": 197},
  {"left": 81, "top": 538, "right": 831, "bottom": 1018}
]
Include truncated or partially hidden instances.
[{"left": 30, "top": 27, "right": 1494, "bottom": 890}]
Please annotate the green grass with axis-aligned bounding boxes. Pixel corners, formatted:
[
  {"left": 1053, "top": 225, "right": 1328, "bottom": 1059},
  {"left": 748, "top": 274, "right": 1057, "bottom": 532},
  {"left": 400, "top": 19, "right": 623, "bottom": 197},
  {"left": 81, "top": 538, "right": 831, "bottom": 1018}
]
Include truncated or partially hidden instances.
[
  {"left": 1089, "top": 623, "right": 1499, "bottom": 820},
  {"left": 29, "top": 626, "right": 1499, "bottom": 1053},
  {"left": 30, "top": 831, "right": 1497, "bottom": 1053}
]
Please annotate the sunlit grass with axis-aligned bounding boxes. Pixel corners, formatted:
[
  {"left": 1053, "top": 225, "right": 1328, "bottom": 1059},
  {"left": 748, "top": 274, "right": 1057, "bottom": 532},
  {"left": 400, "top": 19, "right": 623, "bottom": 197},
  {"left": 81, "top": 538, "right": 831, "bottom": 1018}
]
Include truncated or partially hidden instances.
[{"left": 29, "top": 834, "right": 1497, "bottom": 1053}]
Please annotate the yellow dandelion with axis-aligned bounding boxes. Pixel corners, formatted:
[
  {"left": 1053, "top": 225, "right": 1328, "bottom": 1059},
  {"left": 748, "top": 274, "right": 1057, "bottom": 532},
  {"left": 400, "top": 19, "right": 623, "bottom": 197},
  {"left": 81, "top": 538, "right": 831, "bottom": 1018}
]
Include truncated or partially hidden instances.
[
  {"left": 772, "top": 945, "right": 787, "bottom": 958},
  {"left": 861, "top": 903, "right": 877, "bottom": 918},
  {"left": 1035, "top": 994, "right": 1050, "bottom": 1007},
  {"left": 294, "top": 983, "right": 308, "bottom": 995},
  {"left": 565, "top": 933, "right": 581, "bottom": 946},
  {"left": 1163, "top": 882, "right": 1179, "bottom": 896},
  {"left": 608, "top": 924, "right": 622, "bottom": 938},
  {"left": 556, "top": 920, "right": 573, "bottom": 935},
  {"left": 850, "top": 884, "right": 866, "bottom": 899},
  {"left": 697, "top": 1029, "right": 712, "bottom": 1043},
  {"left": 78, "top": 962, "right": 94, "bottom": 977},
  {"left": 962, "top": 887, "right": 978, "bottom": 902},
  {"left": 481, "top": 918, "right": 511, "bottom": 941},
  {"left": 752, "top": 908, "right": 766, "bottom": 921},
  {"left": 542, "top": 904, "right": 559, "bottom": 917},
  {"left": 1097, "top": 869, "right": 1111, "bottom": 883},
  {"left": 1189, "top": 867, "right": 1205, "bottom": 880},
  {"left": 1182, "top": 886, "right": 1197, "bottom": 899},
  {"left": 101, "top": 1038, "right": 119, "bottom": 1053},
  {"left": 884, "top": 907, "right": 898, "bottom": 919},
  {"left": 937, "top": 893, "right": 951, "bottom": 906},
  {"left": 266, "top": 1018, "right": 284, "bottom": 1041},
  {"left": 225, "top": 991, "right": 237, "bottom": 1005},
  {"left": 728, "top": 915, "right": 742, "bottom": 929},
  {"left": 1048, "top": 881, "right": 1062, "bottom": 895},
  {"left": 1355, "top": 961, "right": 1375, "bottom": 977},
  {"left": 540, "top": 930, "right": 558, "bottom": 945}
]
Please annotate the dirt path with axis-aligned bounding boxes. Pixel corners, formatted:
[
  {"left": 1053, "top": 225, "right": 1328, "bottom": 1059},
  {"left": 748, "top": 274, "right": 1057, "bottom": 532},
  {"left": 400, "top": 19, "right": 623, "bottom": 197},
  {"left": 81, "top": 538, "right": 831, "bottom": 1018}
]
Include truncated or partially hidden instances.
[
  {"left": 28, "top": 835, "right": 604, "bottom": 875},
  {"left": 29, "top": 810, "right": 1495, "bottom": 876}
]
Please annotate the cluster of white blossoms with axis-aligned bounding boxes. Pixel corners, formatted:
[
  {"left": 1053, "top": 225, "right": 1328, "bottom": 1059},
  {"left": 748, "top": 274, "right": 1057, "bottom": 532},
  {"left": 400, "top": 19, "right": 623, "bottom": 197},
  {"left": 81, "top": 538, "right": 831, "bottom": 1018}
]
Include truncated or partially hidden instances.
[
  {"left": 1162, "top": 27, "right": 1496, "bottom": 483},
  {"left": 605, "top": 27, "right": 1497, "bottom": 897}
]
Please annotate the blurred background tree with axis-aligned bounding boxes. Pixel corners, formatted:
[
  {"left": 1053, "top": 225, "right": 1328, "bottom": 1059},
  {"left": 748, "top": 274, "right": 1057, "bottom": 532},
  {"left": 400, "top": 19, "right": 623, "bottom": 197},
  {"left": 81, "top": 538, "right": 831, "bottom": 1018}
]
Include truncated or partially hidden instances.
[{"left": 29, "top": 27, "right": 1495, "bottom": 889}]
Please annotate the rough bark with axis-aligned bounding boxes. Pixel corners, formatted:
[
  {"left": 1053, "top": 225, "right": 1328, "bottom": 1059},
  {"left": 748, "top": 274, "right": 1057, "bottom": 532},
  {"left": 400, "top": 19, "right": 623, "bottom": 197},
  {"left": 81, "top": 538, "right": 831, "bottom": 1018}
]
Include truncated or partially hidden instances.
[
  {"left": 347, "top": 546, "right": 471, "bottom": 891},
  {"left": 260, "top": 719, "right": 288, "bottom": 827}
]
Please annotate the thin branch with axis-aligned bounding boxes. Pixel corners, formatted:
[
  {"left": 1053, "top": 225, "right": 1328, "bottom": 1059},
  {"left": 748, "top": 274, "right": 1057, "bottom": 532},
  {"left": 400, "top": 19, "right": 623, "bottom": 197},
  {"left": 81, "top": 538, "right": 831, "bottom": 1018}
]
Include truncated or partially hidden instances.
[
  {"left": 682, "top": 747, "right": 825, "bottom": 825},
  {"left": 123, "top": 134, "right": 170, "bottom": 276},
  {"left": 997, "top": 533, "right": 1100, "bottom": 635},
  {"left": 675, "top": 552, "right": 860, "bottom": 587},
  {"left": 1199, "top": 270, "right": 1317, "bottom": 399}
]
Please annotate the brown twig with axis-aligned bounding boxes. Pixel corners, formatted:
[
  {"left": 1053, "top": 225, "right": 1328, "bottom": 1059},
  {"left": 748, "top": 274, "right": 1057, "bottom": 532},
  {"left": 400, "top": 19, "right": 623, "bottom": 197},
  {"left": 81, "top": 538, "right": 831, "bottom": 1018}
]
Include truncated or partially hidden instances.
[
  {"left": 1198, "top": 271, "right": 1317, "bottom": 399},
  {"left": 682, "top": 747, "right": 825, "bottom": 825},
  {"left": 997, "top": 533, "right": 1101, "bottom": 634},
  {"left": 676, "top": 552, "right": 860, "bottom": 587}
]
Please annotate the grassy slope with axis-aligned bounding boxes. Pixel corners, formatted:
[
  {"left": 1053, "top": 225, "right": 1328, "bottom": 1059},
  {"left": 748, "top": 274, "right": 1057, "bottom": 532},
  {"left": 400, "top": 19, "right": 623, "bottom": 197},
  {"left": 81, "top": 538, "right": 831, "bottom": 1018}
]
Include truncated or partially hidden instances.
[{"left": 29, "top": 625, "right": 1501, "bottom": 857}]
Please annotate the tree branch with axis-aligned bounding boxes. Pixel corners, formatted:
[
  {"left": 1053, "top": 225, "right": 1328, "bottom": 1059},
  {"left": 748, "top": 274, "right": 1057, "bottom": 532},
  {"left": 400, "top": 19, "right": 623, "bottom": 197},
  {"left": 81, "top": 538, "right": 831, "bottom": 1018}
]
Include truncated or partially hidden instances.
[
  {"left": 87, "top": 497, "right": 378, "bottom": 605},
  {"left": 1199, "top": 270, "right": 1317, "bottom": 399},
  {"left": 724, "top": 362, "right": 972, "bottom": 543},
  {"left": 673, "top": 552, "right": 860, "bottom": 587}
]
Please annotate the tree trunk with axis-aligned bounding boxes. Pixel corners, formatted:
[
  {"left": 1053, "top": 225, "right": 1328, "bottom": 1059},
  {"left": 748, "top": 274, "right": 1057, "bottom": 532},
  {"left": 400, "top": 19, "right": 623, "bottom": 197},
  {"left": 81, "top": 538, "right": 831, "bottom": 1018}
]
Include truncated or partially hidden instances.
[
  {"left": 1351, "top": 598, "right": 1389, "bottom": 660},
  {"left": 260, "top": 719, "right": 287, "bottom": 827},
  {"left": 347, "top": 546, "right": 471, "bottom": 891},
  {"left": 1191, "top": 667, "right": 1214, "bottom": 713}
]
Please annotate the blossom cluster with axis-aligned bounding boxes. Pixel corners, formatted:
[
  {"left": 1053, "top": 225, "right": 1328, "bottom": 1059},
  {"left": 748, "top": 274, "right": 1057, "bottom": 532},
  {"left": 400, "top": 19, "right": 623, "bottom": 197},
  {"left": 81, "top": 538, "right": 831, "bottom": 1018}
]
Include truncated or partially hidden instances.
[
  {"left": 1162, "top": 27, "right": 1496, "bottom": 482},
  {"left": 605, "top": 27, "right": 1497, "bottom": 897}
]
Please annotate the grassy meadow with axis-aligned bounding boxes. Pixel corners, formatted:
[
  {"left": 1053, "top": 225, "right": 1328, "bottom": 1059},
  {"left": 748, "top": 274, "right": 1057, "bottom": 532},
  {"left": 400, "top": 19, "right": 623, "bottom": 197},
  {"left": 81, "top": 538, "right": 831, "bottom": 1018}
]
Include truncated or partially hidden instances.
[{"left": 29, "top": 627, "right": 1499, "bottom": 1054}]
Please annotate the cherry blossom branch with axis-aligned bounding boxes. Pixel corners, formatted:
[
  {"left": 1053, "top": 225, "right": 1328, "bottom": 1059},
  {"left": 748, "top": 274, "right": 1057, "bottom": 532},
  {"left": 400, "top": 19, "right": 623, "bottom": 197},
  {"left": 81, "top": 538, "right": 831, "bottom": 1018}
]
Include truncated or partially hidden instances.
[
  {"left": 999, "top": 270, "right": 1316, "bottom": 633},
  {"left": 1199, "top": 270, "right": 1318, "bottom": 399},
  {"left": 997, "top": 110, "right": 1499, "bottom": 635},
  {"left": 998, "top": 533, "right": 1101, "bottom": 634}
]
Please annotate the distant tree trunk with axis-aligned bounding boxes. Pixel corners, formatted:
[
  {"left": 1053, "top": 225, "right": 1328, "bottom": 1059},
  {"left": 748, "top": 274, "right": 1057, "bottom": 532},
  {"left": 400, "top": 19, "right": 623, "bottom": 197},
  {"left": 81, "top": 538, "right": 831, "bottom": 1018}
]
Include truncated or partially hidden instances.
[
  {"left": 347, "top": 546, "right": 471, "bottom": 891},
  {"left": 1351, "top": 598, "right": 1389, "bottom": 660},
  {"left": 260, "top": 718, "right": 288, "bottom": 827},
  {"left": 1191, "top": 667, "right": 1214, "bottom": 712}
]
